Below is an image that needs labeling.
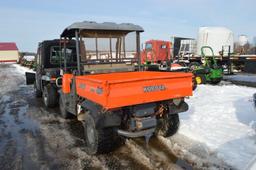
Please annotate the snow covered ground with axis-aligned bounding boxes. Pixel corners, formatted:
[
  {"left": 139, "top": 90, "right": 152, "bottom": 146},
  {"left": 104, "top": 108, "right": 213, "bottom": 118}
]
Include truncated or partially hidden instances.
[
  {"left": 12, "top": 63, "right": 34, "bottom": 75},
  {"left": 6, "top": 64, "right": 256, "bottom": 169},
  {"left": 179, "top": 84, "right": 256, "bottom": 169},
  {"left": 224, "top": 74, "right": 256, "bottom": 83}
]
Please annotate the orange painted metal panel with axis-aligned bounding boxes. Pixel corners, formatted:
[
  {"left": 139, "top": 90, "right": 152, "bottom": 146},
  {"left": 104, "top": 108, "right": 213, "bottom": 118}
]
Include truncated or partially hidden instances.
[
  {"left": 62, "top": 74, "right": 73, "bottom": 93},
  {"left": 76, "top": 71, "right": 192, "bottom": 109}
]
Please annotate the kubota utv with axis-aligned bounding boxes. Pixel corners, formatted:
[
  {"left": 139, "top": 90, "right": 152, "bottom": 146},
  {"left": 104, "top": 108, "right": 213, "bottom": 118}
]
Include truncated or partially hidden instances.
[
  {"left": 27, "top": 21, "right": 193, "bottom": 155},
  {"left": 189, "top": 46, "right": 223, "bottom": 84}
]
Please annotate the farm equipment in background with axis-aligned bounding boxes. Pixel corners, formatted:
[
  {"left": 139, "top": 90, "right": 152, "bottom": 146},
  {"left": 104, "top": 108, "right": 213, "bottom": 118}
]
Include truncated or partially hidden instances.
[
  {"left": 189, "top": 46, "right": 223, "bottom": 84},
  {"left": 141, "top": 40, "right": 171, "bottom": 65},
  {"left": 26, "top": 21, "right": 193, "bottom": 155},
  {"left": 18, "top": 52, "right": 36, "bottom": 69},
  {"left": 141, "top": 40, "right": 187, "bottom": 71},
  {"left": 141, "top": 40, "right": 197, "bottom": 89}
]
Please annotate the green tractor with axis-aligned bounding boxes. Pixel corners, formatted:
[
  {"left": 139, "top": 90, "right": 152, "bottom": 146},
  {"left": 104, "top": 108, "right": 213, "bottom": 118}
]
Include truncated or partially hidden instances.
[{"left": 189, "top": 46, "right": 223, "bottom": 84}]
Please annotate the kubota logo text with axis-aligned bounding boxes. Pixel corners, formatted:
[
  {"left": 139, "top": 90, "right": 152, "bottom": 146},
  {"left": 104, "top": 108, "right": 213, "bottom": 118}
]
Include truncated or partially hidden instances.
[{"left": 143, "top": 85, "right": 166, "bottom": 92}]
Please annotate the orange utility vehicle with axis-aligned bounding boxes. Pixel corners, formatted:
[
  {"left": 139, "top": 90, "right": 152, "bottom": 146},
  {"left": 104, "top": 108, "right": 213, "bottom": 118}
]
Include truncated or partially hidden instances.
[{"left": 58, "top": 21, "right": 193, "bottom": 155}]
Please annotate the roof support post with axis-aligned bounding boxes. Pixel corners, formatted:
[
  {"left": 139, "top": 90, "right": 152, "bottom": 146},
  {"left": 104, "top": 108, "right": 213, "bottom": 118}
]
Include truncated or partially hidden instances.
[
  {"left": 136, "top": 31, "right": 141, "bottom": 71},
  {"left": 109, "top": 37, "right": 112, "bottom": 63},
  {"left": 75, "top": 30, "right": 81, "bottom": 75},
  {"left": 123, "top": 36, "right": 126, "bottom": 59},
  {"left": 63, "top": 37, "right": 67, "bottom": 73},
  {"left": 118, "top": 37, "right": 122, "bottom": 62},
  {"left": 95, "top": 37, "right": 99, "bottom": 60}
]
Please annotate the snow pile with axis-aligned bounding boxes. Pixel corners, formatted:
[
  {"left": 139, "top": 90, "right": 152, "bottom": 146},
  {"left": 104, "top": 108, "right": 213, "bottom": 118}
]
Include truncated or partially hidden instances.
[
  {"left": 23, "top": 55, "right": 35, "bottom": 61},
  {"left": 224, "top": 74, "right": 256, "bottom": 83},
  {"left": 13, "top": 63, "right": 35, "bottom": 75},
  {"left": 179, "top": 84, "right": 256, "bottom": 169},
  {"left": 246, "top": 155, "right": 256, "bottom": 170}
]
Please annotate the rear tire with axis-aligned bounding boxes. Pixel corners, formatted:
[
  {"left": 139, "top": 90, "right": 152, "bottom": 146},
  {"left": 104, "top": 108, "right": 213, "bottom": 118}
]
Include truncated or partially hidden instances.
[
  {"left": 156, "top": 114, "right": 180, "bottom": 137},
  {"left": 43, "top": 84, "right": 58, "bottom": 108},
  {"left": 83, "top": 113, "right": 116, "bottom": 155}
]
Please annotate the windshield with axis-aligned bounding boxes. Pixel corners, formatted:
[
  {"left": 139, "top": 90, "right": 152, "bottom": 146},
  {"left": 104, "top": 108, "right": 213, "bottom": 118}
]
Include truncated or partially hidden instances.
[
  {"left": 145, "top": 43, "right": 152, "bottom": 50},
  {"left": 50, "top": 46, "right": 76, "bottom": 64}
]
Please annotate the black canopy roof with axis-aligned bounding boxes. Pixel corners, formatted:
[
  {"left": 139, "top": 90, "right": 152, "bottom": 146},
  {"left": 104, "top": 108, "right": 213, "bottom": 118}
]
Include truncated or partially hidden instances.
[{"left": 61, "top": 21, "right": 144, "bottom": 37}]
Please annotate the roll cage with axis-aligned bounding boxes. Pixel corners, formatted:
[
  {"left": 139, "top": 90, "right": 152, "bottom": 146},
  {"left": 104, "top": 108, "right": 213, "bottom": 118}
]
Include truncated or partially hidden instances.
[{"left": 60, "top": 21, "right": 144, "bottom": 75}]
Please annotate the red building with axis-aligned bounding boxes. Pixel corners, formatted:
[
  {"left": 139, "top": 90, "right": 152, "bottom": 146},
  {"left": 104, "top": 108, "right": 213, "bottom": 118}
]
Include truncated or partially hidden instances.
[{"left": 0, "top": 42, "right": 19, "bottom": 62}]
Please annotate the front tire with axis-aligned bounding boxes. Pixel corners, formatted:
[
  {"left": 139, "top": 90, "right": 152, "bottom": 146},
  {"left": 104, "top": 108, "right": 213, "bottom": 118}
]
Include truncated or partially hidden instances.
[
  {"left": 156, "top": 114, "right": 180, "bottom": 137},
  {"left": 43, "top": 84, "right": 58, "bottom": 108},
  {"left": 59, "top": 94, "right": 72, "bottom": 119},
  {"left": 34, "top": 82, "right": 42, "bottom": 98},
  {"left": 83, "top": 114, "right": 116, "bottom": 155}
]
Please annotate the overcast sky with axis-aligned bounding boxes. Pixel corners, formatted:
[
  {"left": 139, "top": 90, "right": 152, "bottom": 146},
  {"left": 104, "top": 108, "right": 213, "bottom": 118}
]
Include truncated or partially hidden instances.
[{"left": 0, "top": 0, "right": 255, "bottom": 52}]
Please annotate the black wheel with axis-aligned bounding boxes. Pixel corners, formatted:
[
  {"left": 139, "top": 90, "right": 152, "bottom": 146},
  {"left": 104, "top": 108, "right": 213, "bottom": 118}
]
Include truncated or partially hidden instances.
[
  {"left": 43, "top": 84, "right": 58, "bottom": 108},
  {"left": 210, "top": 78, "right": 222, "bottom": 84},
  {"left": 34, "top": 82, "right": 42, "bottom": 98},
  {"left": 189, "top": 62, "right": 200, "bottom": 71},
  {"left": 83, "top": 113, "right": 116, "bottom": 155},
  {"left": 156, "top": 114, "right": 180, "bottom": 137},
  {"left": 59, "top": 94, "right": 73, "bottom": 119}
]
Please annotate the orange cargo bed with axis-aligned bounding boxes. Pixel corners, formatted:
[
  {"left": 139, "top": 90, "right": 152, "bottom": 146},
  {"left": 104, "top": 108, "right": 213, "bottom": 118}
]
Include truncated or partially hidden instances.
[{"left": 75, "top": 71, "right": 193, "bottom": 109}]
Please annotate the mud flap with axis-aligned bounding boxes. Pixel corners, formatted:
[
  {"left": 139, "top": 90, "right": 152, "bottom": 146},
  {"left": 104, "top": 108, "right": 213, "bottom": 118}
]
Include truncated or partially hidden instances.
[
  {"left": 117, "top": 128, "right": 155, "bottom": 146},
  {"left": 25, "top": 72, "right": 36, "bottom": 85}
]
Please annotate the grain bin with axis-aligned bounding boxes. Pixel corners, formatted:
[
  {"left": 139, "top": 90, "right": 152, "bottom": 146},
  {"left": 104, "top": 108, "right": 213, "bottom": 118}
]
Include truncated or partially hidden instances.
[{"left": 197, "top": 27, "right": 234, "bottom": 56}]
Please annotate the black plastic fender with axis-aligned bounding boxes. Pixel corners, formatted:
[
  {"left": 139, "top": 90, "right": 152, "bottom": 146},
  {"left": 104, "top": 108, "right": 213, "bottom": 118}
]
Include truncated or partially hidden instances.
[
  {"left": 168, "top": 101, "right": 189, "bottom": 115},
  {"left": 80, "top": 99, "right": 122, "bottom": 128}
]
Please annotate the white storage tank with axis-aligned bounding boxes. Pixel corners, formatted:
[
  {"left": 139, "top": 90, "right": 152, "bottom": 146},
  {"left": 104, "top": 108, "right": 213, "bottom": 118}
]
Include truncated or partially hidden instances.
[
  {"left": 197, "top": 27, "right": 234, "bottom": 56},
  {"left": 238, "top": 35, "right": 248, "bottom": 46}
]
